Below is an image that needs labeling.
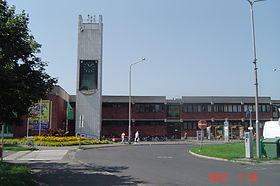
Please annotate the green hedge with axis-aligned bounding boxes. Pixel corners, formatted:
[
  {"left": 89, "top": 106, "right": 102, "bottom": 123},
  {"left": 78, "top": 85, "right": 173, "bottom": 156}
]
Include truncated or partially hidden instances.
[{"left": 3, "top": 138, "right": 112, "bottom": 147}]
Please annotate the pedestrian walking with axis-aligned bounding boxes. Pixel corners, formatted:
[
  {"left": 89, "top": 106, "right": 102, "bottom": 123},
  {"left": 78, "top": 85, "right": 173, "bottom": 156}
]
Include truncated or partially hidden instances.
[
  {"left": 184, "top": 131, "right": 188, "bottom": 140},
  {"left": 134, "top": 131, "right": 140, "bottom": 143},
  {"left": 121, "top": 132, "right": 125, "bottom": 144}
]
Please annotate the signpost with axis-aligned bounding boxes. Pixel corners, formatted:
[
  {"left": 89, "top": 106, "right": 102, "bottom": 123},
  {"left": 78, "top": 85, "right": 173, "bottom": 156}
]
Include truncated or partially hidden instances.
[
  {"left": 246, "top": 106, "right": 253, "bottom": 157},
  {"left": 246, "top": 106, "right": 253, "bottom": 132},
  {"left": 207, "top": 126, "right": 211, "bottom": 140},
  {"left": 0, "top": 124, "right": 3, "bottom": 161},
  {"left": 224, "top": 119, "right": 229, "bottom": 142},
  {"left": 198, "top": 120, "right": 207, "bottom": 151}
]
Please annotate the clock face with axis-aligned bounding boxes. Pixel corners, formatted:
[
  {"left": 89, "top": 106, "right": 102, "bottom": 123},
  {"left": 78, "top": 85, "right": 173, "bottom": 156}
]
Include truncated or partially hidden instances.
[
  {"left": 82, "top": 60, "right": 96, "bottom": 73},
  {"left": 79, "top": 60, "right": 98, "bottom": 92}
]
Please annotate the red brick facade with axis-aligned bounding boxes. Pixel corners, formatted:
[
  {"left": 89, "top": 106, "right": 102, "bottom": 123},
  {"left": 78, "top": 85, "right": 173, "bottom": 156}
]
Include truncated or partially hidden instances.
[
  {"left": 11, "top": 87, "right": 277, "bottom": 139},
  {"left": 13, "top": 86, "right": 68, "bottom": 137}
]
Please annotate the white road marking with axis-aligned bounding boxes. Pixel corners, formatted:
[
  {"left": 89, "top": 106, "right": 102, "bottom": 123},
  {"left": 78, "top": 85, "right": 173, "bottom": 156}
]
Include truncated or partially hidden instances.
[{"left": 157, "top": 156, "right": 173, "bottom": 159}]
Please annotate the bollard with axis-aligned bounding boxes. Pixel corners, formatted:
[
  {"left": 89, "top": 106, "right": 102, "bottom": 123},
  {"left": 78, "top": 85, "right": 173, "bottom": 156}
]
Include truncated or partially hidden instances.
[
  {"left": 27, "top": 137, "right": 34, "bottom": 147},
  {"left": 0, "top": 145, "right": 3, "bottom": 161}
]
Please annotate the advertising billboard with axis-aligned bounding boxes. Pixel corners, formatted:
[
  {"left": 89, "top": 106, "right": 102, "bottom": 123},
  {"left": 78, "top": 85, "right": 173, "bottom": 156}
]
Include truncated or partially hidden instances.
[{"left": 28, "top": 100, "right": 50, "bottom": 131}]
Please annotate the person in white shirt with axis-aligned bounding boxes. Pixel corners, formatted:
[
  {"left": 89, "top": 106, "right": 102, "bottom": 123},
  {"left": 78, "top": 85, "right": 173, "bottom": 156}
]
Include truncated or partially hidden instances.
[
  {"left": 121, "top": 132, "right": 125, "bottom": 144},
  {"left": 134, "top": 131, "right": 140, "bottom": 143}
]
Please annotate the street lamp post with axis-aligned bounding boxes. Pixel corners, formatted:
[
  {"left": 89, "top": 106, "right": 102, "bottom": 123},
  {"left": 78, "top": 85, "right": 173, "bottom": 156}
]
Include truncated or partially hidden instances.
[
  {"left": 247, "top": 0, "right": 266, "bottom": 158},
  {"left": 129, "top": 58, "right": 146, "bottom": 144}
]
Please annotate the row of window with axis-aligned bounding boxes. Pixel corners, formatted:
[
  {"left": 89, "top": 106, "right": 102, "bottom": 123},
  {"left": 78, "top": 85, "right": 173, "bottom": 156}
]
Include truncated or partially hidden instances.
[
  {"left": 135, "top": 104, "right": 165, "bottom": 113},
  {"left": 183, "top": 121, "right": 253, "bottom": 130},
  {"left": 244, "top": 104, "right": 271, "bottom": 113},
  {"left": 182, "top": 104, "right": 271, "bottom": 113},
  {"left": 184, "top": 104, "right": 211, "bottom": 112},
  {"left": 102, "top": 121, "right": 165, "bottom": 126},
  {"left": 103, "top": 103, "right": 127, "bottom": 108},
  {"left": 103, "top": 121, "right": 259, "bottom": 130},
  {"left": 214, "top": 104, "right": 242, "bottom": 113},
  {"left": 102, "top": 103, "right": 271, "bottom": 113},
  {"left": 183, "top": 122, "right": 198, "bottom": 130}
]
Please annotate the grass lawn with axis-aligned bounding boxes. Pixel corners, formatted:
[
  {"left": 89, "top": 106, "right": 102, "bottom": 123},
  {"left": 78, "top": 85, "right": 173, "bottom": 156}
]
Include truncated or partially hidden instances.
[
  {"left": 190, "top": 142, "right": 256, "bottom": 160},
  {"left": 3, "top": 145, "right": 38, "bottom": 151},
  {"left": 0, "top": 162, "right": 35, "bottom": 186}
]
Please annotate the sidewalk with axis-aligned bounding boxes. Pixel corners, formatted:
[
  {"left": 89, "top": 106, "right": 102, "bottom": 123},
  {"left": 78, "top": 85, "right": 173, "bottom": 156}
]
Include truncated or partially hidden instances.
[
  {"left": 4, "top": 150, "right": 68, "bottom": 161},
  {"left": 33, "top": 139, "right": 237, "bottom": 150}
]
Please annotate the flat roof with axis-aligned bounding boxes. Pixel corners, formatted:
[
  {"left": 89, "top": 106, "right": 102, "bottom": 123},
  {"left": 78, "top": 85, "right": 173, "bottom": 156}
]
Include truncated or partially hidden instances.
[
  {"left": 103, "top": 96, "right": 166, "bottom": 103},
  {"left": 50, "top": 85, "right": 69, "bottom": 101},
  {"left": 68, "top": 94, "right": 274, "bottom": 104},
  {"left": 271, "top": 100, "right": 280, "bottom": 104}
]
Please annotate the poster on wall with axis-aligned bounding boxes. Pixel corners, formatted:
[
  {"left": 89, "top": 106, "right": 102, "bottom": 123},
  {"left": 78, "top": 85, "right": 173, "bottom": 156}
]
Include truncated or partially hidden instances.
[{"left": 28, "top": 100, "right": 50, "bottom": 131}]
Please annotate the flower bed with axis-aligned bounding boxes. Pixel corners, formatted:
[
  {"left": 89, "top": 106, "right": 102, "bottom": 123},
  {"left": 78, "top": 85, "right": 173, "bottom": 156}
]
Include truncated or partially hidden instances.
[{"left": 3, "top": 136, "right": 112, "bottom": 146}]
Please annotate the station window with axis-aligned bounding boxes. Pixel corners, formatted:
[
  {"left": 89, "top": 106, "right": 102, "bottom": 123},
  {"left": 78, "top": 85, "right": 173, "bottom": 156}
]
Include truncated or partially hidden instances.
[
  {"left": 183, "top": 104, "right": 211, "bottom": 112},
  {"left": 135, "top": 103, "right": 164, "bottom": 113},
  {"left": 183, "top": 122, "right": 198, "bottom": 130},
  {"left": 103, "top": 103, "right": 127, "bottom": 108},
  {"left": 214, "top": 104, "right": 241, "bottom": 112},
  {"left": 244, "top": 104, "right": 270, "bottom": 112},
  {"left": 167, "top": 105, "right": 180, "bottom": 119}
]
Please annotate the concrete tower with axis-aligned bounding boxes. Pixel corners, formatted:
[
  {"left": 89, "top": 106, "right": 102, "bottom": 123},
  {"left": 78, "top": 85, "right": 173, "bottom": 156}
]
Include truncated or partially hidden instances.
[{"left": 76, "top": 15, "right": 103, "bottom": 139}]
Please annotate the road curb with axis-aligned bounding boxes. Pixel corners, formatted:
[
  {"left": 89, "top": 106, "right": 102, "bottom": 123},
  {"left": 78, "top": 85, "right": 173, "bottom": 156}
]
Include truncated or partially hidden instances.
[
  {"left": 188, "top": 150, "right": 259, "bottom": 165},
  {"left": 31, "top": 140, "right": 241, "bottom": 151}
]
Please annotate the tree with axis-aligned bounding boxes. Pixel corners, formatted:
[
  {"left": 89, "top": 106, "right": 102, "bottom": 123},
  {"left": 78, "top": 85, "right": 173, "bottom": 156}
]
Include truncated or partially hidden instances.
[{"left": 0, "top": 0, "right": 57, "bottom": 125}]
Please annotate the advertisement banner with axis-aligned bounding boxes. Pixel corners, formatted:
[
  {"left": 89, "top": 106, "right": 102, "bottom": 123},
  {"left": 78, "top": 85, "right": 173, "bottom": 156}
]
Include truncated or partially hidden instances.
[
  {"left": 28, "top": 120, "right": 49, "bottom": 131},
  {"left": 28, "top": 100, "right": 50, "bottom": 131},
  {"left": 28, "top": 100, "right": 50, "bottom": 121},
  {"left": 67, "top": 103, "right": 74, "bottom": 120}
]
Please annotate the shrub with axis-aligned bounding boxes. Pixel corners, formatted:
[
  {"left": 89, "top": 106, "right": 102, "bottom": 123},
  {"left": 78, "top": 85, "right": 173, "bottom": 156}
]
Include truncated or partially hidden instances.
[{"left": 41, "top": 128, "right": 69, "bottom": 137}]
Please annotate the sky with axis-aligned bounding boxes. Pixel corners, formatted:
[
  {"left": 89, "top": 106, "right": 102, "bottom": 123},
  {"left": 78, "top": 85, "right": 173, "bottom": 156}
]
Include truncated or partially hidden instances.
[{"left": 6, "top": 0, "right": 280, "bottom": 99}]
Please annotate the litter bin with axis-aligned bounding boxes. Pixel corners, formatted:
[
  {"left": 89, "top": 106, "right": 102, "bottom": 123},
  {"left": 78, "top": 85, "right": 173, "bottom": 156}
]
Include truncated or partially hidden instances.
[{"left": 262, "top": 138, "right": 280, "bottom": 158}]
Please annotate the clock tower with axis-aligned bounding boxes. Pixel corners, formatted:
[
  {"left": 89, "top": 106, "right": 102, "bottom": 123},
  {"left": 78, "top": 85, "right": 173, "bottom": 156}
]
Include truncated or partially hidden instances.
[{"left": 76, "top": 15, "right": 103, "bottom": 139}]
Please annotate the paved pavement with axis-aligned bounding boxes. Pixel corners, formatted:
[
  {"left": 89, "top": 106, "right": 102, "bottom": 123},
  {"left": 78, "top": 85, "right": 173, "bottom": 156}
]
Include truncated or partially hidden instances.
[
  {"left": 76, "top": 144, "right": 280, "bottom": 186},
  {"left": 2, "top": 139, "right": 278, "bottom": 164},
  {"left": 4, "top": 150, "right": 68, "bottom": 161},
  {"left": 2, "top": 140, "right": 280, "bottom": 185}
]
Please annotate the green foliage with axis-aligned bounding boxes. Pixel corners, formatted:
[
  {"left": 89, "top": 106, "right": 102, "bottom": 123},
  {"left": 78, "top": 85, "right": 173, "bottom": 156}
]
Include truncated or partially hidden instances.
[
  {"left": 0, "top": 162, "right": 35, "bottom": 186},
  {"left": 3, "top": 137, "right": 112, "bottom": 146},
  {"left": 3, "top": 145, "right": 38, "bottom": 151},
  {"left": 0, "top": 0, "right": 57, "bottom": 125},
  {"left": 3, "top": 138, "right": 26, "bottom": 145},
  {"left": 41, "top": 128, "right": 69, "bottom": 137}
]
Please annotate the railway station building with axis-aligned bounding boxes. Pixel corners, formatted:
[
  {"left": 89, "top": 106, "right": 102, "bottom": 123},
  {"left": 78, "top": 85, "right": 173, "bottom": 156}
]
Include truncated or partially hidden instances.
[{"left": 9, "top": 85, "right": 280, "bottom": 140}]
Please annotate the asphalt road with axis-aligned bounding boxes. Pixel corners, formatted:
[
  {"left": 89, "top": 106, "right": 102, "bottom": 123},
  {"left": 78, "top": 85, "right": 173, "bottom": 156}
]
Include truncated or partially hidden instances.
[{"left": 76, "top": 144, "right": 280, "bottom": 186}]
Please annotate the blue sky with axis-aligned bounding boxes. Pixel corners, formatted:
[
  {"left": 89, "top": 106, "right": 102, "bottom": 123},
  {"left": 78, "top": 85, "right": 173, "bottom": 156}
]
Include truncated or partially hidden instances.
[{"left": 7, "top": 0, "right": 280, "bottom": 99}]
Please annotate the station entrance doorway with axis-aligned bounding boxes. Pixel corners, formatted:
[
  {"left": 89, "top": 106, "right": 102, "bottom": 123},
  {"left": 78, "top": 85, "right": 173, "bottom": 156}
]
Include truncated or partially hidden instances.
[{"left": 167, "top": 123, "right": 181, "bottom": 139}]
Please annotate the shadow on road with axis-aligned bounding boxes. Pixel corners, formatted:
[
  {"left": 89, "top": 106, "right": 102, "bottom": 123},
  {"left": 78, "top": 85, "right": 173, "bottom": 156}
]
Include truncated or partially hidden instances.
[{"left": 19, "top": 161, "right": 146, "bottom": 186}]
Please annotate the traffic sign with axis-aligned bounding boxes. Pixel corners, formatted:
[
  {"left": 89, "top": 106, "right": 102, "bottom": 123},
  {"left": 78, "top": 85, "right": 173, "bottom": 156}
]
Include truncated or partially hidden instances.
[{"left": 198, "top": 120, "right": 207, "bottom": 129}]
